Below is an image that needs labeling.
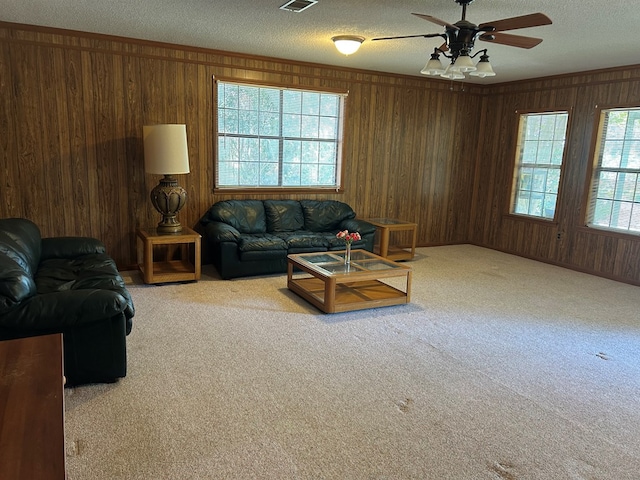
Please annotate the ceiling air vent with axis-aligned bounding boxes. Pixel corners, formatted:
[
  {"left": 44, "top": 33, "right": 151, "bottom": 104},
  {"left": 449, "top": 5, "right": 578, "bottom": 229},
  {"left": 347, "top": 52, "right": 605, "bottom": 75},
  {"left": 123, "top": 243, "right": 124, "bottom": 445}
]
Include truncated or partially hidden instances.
[{"left": 279, "top": 0, "right": 318, "bottom": 13}]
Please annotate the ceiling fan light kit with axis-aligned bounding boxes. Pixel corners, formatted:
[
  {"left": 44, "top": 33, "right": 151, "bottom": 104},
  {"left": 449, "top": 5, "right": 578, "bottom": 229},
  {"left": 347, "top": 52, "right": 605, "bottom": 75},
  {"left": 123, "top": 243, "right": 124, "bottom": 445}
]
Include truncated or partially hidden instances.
[
  {"left": 373, "top": 0, "right": 551, "bottom": 80},
  {"left": 332, "top": 35, "right": 365, "bottom": 55}
]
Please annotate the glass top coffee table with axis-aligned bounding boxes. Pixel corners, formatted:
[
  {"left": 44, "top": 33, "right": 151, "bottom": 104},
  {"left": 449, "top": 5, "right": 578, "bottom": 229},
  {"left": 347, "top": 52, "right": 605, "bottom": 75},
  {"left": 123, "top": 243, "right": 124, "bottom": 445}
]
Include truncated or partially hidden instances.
[{"left": 287, "top": 249, "right": 412, "bottom": 313}]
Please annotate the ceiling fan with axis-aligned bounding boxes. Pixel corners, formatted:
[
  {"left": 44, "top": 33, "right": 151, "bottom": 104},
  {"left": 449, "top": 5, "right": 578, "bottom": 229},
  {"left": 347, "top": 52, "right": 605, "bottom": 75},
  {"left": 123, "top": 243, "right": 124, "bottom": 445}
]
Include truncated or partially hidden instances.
[{"left": 372, "top": 0, "right": 552, "bottom": 79}]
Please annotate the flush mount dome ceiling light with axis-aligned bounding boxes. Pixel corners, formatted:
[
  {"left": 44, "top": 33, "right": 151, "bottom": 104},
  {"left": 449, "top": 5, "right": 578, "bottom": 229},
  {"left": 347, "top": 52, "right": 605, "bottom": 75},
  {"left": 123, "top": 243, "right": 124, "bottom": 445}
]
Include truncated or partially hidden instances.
[
  {"left": 332, "top": 35, "right": 365, "bottom": 55},
  {"left": 373, "top": 0, "right": 552, "bottom": 80}
]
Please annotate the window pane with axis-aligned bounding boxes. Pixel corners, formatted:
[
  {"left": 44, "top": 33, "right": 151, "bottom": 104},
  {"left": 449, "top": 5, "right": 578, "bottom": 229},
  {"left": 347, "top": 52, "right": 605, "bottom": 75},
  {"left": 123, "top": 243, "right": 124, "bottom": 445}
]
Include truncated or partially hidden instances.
[
  {"left": 622, "top": 140, "right": 640, "bottom": 169},
  {"left": 217, "top": 82, "right": 344, "bottom": 189},
  {"left": 259, "top": 112, "right": 280, "bottom": 136},
  {"left": 630, "top": 204, "right": 640, "bottom": 232},
  {"left": 238, "top": 110, "right": 258, "bottom": 135},
  {"left": 522, "top": 141, "right": 538, "bottom": 163},
  {"left": 301, "top": 92, "right": 320, "bottom": 115},
  {"left": 546, "top": 169, "right": 560, "bottom": 193},
  {"left": 259, "top": 162, "right": 278, "bottom": 186},
  {"left": 536, "top": 141, "right": 553, "bottom": 164},
  {"left": 260, "top": 139, "right": 278, "bottom": 162},
  {"left": 320, "top": 94, "right": 338, "bottom": 116},
  {"left": 511, "top": 112, "right": 568, "bottom": 219},
  {"left": 260, "top": 88, "right": 280, "bottom": 112},
  {"left": 283, "top": 90, "right": 301, "bottom": 113},
  {"left": 239, "top": 162, "right": 259, "bottom": 185},
  {"left": 282, "top": 163, "right": 300, "bottom": 186},
  {"left": 539, "top": 116, "right": 556, "bottom": 140},
  {"left": 301, "top": 115, "right": 319, "bottom": 138},
  {"left": 601, "top": 140, "right": 622, "bottom": 168},
  {"left": 588, "top": 107, "right": 640, "bottom": 233},
  {"left": 283, "top": 114, "right": 301, "bottom": 137},
  {"left": 543, "top": 194, "right": 557, "bottom": 219},
  {"left": 592, "top": 199, "right": 613, "bottom": 226}
]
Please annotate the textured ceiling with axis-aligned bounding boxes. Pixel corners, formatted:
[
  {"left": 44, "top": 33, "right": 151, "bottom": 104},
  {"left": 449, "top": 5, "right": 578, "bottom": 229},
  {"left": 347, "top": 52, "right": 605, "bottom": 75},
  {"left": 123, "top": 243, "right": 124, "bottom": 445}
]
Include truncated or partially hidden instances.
[{"left": 2, "top": 0, "right": 639, "bottom": 84}]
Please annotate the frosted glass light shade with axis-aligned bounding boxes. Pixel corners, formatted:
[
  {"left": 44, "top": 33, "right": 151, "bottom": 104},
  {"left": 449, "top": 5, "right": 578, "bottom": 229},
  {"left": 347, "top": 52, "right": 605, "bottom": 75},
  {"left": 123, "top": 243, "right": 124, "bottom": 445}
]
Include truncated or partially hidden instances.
[
  {"left": 449, "top": 54, "right": 476, "bottom": 73},
  {"left": 143, "top": 124, "right": 190, "bottom": 174},
  {"left": 332, "top": 36, "right": 364, "bottom": 55},
  {"left": 420, "top": 56, "right": 445, "bottom": 75},
  {"left": 469, "top": 57, "right": 496, "bottom": 77},
  {"left": 440, "top": 65, "right": 465, "bottom": 80}
]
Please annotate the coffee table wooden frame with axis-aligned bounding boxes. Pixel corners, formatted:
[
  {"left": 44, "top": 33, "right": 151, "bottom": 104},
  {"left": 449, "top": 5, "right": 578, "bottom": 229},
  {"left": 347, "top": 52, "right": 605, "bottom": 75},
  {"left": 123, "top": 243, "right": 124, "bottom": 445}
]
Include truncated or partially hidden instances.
[{"left": 287, "top": 250, "right": 412, "bottom": 313}]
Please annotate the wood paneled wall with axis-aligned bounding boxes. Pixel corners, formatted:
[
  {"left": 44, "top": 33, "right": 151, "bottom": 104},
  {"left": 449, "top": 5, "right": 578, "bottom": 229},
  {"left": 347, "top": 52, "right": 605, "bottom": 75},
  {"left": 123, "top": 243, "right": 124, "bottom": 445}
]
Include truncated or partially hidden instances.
[
  {"left": 2, "top": 22, "right": 639, "bottom": 285},
  {"left": 471, "top": 68, "right": 640, "bottom": 285},
  {"left": 0, "top": 22, "right": 481, "bottom": 269}
]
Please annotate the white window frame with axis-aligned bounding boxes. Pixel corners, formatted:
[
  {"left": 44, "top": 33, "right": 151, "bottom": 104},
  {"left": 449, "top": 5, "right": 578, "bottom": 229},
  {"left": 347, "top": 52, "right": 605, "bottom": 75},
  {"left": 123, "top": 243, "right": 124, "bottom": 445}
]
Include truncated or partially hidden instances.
[
  {"left": 510, "top": 111, "right": 569, "bottom": 220},
  {"left": 586, "top": 106, "right": 640, "bottom": 235},
  {"left": 214, "top": 79, "right": 347, "bottom": 193}
]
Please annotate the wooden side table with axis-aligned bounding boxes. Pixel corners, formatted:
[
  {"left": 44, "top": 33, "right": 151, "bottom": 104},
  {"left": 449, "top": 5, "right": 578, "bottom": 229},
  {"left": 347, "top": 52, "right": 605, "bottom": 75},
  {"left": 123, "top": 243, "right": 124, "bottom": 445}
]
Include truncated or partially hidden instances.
[
  {"left": 137, "top": 226, "right": 201, "bottom": 284},
  {"left": 365, "top": 218, "right": 417, "bottom": 261},
  {"left": 0, "top": 334, "right": 66, "bottom": 480}
]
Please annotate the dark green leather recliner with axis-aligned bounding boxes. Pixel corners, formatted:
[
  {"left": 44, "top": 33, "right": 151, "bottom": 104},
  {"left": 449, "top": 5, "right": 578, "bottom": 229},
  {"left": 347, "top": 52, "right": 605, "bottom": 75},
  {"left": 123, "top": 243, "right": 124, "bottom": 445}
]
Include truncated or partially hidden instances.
[
  {"left": 197, "top": 199, "right": 376, "bottom": 279},
  {"left": 0, "top": 218, "right": 134, "bottom": 386}
]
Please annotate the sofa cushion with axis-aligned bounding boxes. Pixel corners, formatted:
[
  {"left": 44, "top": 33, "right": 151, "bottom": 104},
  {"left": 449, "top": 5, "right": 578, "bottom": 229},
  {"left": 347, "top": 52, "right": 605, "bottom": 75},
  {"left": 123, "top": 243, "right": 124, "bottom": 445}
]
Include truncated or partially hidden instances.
[
  {"left": 299, "top": 200, "right": 356, "bottom": 232},
  {"left": 205, "top": 200, "right": 267, "bottom": 234},
  {"left": 274, "top": 231, "right": 329, "bottom": 250},
  {"left": 237, "top": 234, "right": 287, "bottom": 252},
  {"left": 264, "top": 200, "right": 305, "bottom": 233}
]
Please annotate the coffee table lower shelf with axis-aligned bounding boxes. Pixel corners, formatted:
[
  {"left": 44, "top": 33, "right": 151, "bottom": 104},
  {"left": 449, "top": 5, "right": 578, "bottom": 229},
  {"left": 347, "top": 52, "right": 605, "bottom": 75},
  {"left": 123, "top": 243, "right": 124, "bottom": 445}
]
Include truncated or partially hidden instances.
[{"left": 288, "top": 277, "right": 409, "bottom": 313}]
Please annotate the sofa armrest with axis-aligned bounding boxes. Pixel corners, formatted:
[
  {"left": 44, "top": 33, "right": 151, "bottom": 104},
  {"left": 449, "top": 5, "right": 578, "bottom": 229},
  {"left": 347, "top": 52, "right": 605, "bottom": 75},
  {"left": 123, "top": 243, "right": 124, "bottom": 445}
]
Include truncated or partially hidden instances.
[
  {"left": 201, "top": 221, "right": 241, "bottom": 243},
  {"left": 41, "top": 237, "right": 106, "bottom": 260},
  {"left": 339, "top": 218, "right": 376, "bottom": 236},
  {"left": 0, "top": 289, "right": 130, "bottom": 331}
]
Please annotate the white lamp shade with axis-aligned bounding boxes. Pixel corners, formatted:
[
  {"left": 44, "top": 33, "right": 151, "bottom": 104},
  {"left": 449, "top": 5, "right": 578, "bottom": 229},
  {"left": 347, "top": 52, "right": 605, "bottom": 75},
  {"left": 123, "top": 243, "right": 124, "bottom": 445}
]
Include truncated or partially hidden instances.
[
  {"left": 440, "top": 65, "right": 465, "bottom": 80},
  {"left": 469, "top": 59, "right": 496, "bottom": 77},
  {"left": 420, "top": 57, "right": 445, "bottom": 75},
  {"left": 449, "top": 54, "right": 476, "bottom": 73},
  {"left": 332, "top": 36, "right": 364, "bottom": 55},
  {"left": 143, "top": 124, "right": 190, "bottom": 174}
]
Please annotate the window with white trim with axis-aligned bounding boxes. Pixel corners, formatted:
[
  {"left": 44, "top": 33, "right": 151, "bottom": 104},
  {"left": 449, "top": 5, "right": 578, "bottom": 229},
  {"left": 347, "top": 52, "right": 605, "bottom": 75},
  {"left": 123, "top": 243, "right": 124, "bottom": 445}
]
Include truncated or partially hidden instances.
[
  {"left": 215, "top": 81, "right": 345, "bottom": 190},
  {"left": 511, "top": 111, "right": 569, "bottom": 219},
  {"left": 587, "top": 107, "right": 640, "bottom": 234}
]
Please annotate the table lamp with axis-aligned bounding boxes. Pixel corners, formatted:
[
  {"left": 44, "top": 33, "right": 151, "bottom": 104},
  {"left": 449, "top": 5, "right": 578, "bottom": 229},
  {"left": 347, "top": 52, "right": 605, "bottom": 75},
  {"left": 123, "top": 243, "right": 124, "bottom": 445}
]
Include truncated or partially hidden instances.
[{"left": 143, "top": 124, "right": 190, "bottom": 233}]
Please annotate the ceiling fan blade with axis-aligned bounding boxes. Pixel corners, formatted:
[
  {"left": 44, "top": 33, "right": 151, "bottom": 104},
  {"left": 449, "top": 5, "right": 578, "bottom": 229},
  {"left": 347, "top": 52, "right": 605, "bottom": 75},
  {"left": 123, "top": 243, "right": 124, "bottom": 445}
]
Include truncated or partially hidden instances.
[
  {"left": 479, "top": 13, "right": 552, "bottom": 32},
  {"left": 372, "top": 33, "right": 442, "bottom": 41},
  {"left": 411, "top": 13, "right": 459, "bottom": 30},
  {"left": 480, "top": 32, "right": 543, "bottom": 49}
]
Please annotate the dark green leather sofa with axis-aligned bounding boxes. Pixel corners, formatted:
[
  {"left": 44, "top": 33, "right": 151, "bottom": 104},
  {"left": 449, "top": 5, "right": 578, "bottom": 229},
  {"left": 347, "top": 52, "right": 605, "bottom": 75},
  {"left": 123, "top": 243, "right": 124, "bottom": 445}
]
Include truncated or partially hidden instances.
[
  {"left": 0, "top": 218, "right": 134, "bottom": 386},
  {"left": 197, "top": 199, "right": 376, "bottom": 279}
]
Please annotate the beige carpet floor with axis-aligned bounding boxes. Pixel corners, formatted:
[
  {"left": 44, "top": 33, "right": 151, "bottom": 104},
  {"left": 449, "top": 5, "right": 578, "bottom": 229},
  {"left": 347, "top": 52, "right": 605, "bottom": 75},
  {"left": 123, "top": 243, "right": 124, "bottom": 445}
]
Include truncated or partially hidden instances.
[{"left": 64, "top": 245, "right": 640, "bottom": 479}]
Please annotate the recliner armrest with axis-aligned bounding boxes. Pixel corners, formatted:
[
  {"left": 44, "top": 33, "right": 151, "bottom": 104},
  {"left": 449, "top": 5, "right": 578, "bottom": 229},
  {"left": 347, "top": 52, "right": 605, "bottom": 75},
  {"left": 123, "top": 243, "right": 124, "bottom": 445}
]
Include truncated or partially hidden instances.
[
  {"left": 0, "top": 289, "right": 130, "bottom": 331},
  {"left": 41, "top": 237, "right": 106, "bottom": 260}
]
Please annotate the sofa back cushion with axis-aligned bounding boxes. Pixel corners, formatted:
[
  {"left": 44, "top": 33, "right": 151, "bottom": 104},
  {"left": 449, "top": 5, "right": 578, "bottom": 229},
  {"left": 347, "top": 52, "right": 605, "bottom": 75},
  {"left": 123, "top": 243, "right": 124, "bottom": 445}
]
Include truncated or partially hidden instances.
[
  {"left": 205, "top": 200, "right": 266, "bottom": 234},
  {"left": 264, "top": 200, "right": 305, "bottom": 233},
  {"left": 0, "top": 218, "right": 41, "bottom": 314},
  {"left": 299, "top": 200, "right": 356, "bottom": 232}
]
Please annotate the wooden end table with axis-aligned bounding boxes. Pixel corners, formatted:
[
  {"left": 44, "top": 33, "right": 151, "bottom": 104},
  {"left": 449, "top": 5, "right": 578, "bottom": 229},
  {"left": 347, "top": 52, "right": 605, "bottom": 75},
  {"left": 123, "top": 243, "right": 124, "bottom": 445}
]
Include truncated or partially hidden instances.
[
  {"left": 287, "top": 250, "right": 411, "bottom": 313},
  {"left": 365, "top": 218, "right": 417, "bottom": 261},
  {"left": 136, "top": 226, "right": 201, "bottom": 284},
  {"left": 0, "top": 334, "right": 66, "bottom": 479}
]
